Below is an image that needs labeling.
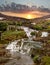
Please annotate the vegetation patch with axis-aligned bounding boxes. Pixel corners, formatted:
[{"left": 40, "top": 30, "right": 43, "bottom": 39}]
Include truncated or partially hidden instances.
[{"left": 2, "top": 31, "right": 27, "bottom": 41}]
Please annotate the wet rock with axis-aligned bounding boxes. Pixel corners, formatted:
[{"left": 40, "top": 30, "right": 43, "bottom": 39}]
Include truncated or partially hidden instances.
[{"left": 5, "top": 52, "right": 34, "bottom": 65}]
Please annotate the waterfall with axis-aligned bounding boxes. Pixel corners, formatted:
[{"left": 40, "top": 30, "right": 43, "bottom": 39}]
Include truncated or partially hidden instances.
[
  {"left": 6, "top": 26, "right": 42, "bottom": 55},
  {"left": 6, "top": 40, "right": 21, "bottom": 53},
  {"left": 21, "top": 26, "right": 34, "bottom": 37},
  {"left": 20, "top": 39, "right": 24, "bottom": 50},
  {"left": 6, "top": 40, "right": 18, "bottom": 52}
]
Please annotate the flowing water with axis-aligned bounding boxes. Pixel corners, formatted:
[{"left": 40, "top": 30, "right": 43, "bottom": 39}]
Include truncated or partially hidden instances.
[{"left": 5, "top": 26, "right": 42, "bottom": 65}]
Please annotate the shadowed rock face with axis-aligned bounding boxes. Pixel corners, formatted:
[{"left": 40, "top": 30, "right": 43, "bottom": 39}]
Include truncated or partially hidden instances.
[{"left": 5, "top": 52, "right": 34, "bottom": 65}]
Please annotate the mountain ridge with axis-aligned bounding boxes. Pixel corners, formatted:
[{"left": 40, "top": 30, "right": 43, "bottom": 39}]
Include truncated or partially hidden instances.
[{"left": 0, "top": 2, "right": 50, "bottom": 13}]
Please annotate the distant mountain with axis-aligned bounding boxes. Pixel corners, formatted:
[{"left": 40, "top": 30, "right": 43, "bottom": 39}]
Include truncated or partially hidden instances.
[
  {"left": 0, "top": 2, "right": 30, "bottom": 13},
  {"left": 0, "top": 2, "right": 50, "bottom": 13},
  {"left": 37, "top": 7, "right": 50, "bottom": 13}
]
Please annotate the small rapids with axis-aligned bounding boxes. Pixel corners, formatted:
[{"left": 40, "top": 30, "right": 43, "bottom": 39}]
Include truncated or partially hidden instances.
[{"left": 5, "top": 26, "right": 42, "bottom": 65}]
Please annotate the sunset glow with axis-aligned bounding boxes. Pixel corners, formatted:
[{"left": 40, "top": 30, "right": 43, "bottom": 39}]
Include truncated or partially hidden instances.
[
  {"left": 1, "top": 11, "right": 50, "bottom": 19},
  {"left": 27, "top": 14, "right": 32, "bottom": 19}
]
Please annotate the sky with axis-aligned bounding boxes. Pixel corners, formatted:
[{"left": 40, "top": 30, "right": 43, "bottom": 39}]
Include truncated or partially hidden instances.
[{"left": 0, "top": 0, "right": 50, "bottom": 9}]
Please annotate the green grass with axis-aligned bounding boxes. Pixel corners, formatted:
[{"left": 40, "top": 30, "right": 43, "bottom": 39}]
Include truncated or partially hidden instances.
[
  {"left": 42, "top": 56, "right": 50, "bottom": 65},
  {"left": 2, "top": 31, "right": 24, "bottom": 36},
  {"left": 2, "top": 30, "right": 27, "bottom": 41},
  {"left": 0, "top": 40, "right": 9, "bottom": 44}
]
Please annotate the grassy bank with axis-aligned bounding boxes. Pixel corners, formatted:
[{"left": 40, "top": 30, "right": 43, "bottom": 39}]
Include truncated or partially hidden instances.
[{"left": 0, "top": 30, "right": 27, "bottom": 44}]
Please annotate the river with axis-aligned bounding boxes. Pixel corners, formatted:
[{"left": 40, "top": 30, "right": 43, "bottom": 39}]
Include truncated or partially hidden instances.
[{"left": 5, "top": 26, "right": 43, "bottom": 65}]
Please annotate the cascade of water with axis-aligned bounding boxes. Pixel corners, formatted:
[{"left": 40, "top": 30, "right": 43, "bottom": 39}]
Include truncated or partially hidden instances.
[
  {"left": 22, "top": 26, "right": 34, "bottom": 37},
  {"left": 6, "top": 40, "right": 17, "bottom": 52},
  {"left": 20, "top": 39, "right": 24, "bottom": 50},
  {"left": 41, "top": 32, "right": 48, "bottom": 37},
  {"left": 6, "top": 26, "right": 42, "bottom": 55},
  {"left": 6, "top": 40, "right": 21, "bottom": 54}
]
